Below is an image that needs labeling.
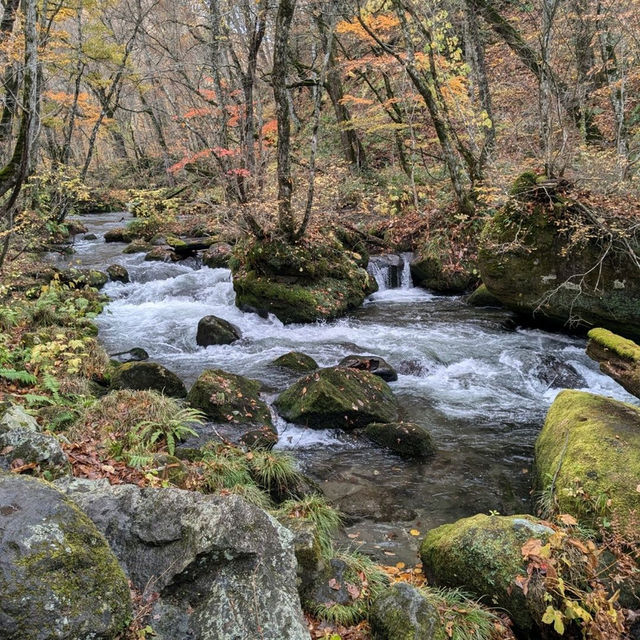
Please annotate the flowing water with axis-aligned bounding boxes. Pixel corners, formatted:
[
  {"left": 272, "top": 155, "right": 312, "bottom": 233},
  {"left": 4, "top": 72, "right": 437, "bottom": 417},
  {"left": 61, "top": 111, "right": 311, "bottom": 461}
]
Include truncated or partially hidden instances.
[{"left": 56, "top": 212, "right": 638, "bottom": 563}]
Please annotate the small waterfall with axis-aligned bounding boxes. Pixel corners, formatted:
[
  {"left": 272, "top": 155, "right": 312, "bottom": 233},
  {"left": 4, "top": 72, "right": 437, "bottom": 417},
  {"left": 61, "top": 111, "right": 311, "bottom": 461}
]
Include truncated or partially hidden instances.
[{"left": 368, "top": 253, "right": 414, "bottom": 290}]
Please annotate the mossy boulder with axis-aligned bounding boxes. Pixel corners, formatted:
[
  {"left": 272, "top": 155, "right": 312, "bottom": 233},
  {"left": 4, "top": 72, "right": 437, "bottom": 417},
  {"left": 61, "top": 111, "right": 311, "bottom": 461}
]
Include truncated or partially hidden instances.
[
  {"left": 479, "top": 174, "right": 640, "bottom": 339},
  {"left": 106, "top": 264, "right": 129, "bottom": 284},
  {"left": 122, "top": 240, "right": 150, "bottom": 254},
  {"left": 586, "top": 328, "right": 640, "bottom": 398},
  {"left": 370, "top": 582, "right": 508, "bottom": 640},
  {"left": 275, "top": 367, "right": 399, "bottom": 430},
  {"left": 363, "top": 421, "right": 435, "bottom": 459},
  {"left": 104, "top": 227, "right": 133, "bottom": 243},
  {"left": 339, "top": 355, "right": 398, "bottom": 382},
  {"left": 167, "top": 236, "right": 216, "bottom": 256},
  {"left": 272, "top": 351, "right": 318, "bottom": 373},
  {"left": 196, "top": 315, "right": 241, "bottom": 347},
  {"left": 187, "top": 369, "right": 276, "bottom": 444},
  {"left": 232, "top": 238, "right": 376, "bottom": 324},
  {"left": 58, "top": 268, "right": 108, "bottom": 289},
  {"left": 144, "top": 246, "right": 180, "bottom": 262},
  {"left": 111, "top": 361, "right": 187, "bottom": 397},
  {"left": 420, "top": 513, "right": 554, "bottom": 635},
  {"left": 202, "top": 242, "right": 233, "bottom": 268},
  {"left": 411, "top": 236, "right": 479, "bottom": 294},
  {"left": 0, "top": 428, "right": 70, "bottom": 478},
  {"left": 0, "top": 474, "right": 131, "bottom": 639},
  {"left": 535, "top": 390, "right": 640, "bottom": 528},
  {"left": 466, "top": 283, "right": 502, "bottom": 307},
  {"left": 0, "top": 403, "right": 40, "bottom": 433}
]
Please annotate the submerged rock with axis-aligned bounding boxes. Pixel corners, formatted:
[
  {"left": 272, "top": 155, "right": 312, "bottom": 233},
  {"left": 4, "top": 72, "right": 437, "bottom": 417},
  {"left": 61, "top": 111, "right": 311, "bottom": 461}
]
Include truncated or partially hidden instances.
[
  {"left": 202, "top": 242, "right": 233, "bottom": 268},
  {"left": 272, "top": 351, "right": 318, "bottom": 373},
  {"left": 196, "top": 315, "right": 241, "bottom": 347},
  {"left": 0, "top": 474, "right": 131, "bottom": 640},
  {"left": 420, "top": 513, "right": 554, "bottom": 635},
  {"left": 586, "top": 328, "right": 640, "bottom": 398},
  {"left": 55, "top": 478, "right": 309, "bottom": 640},
  {"left": 339, "top": 354, "right": 398, "bottom": 382},
  {"left": 363, "top": 421, "right": 435, "bottom": 459},
  {"left": 535, "top": 390, "right": 640, "bottom": 528},
  {"left": 275, "top": 367, "right": 399, "bottom": 430},
  {"left": 232, "top": 238, "right": 375, "bottom": 324},
  {"left": 479, "top": 172, "right": 640, "bottom": 338},
  {"left": 106, "top": 263, "right": 130, "bottom": 283},
  {"left": 111, "top": 361, "right": 187, "bottom": 397},
  {"left": 187, "top": 369, "right": 276, "bottom": 446}
]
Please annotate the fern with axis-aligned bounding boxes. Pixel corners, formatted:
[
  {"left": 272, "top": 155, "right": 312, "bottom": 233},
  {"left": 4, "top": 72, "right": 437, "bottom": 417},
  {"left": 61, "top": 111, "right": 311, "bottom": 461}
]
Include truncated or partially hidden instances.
[{"left": 0, "top": 367, "right": 37, "bottom": 385}]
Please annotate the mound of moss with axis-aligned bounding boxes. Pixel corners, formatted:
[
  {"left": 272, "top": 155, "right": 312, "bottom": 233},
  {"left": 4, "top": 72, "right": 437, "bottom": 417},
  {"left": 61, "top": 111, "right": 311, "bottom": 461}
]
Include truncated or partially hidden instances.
[
  {"left": 275, "top": 366, "right": 399, "bottom": 430},
  {"left": 232, "top": 237, "right": 376, "bottom": 324},
  {"left": 535, "top": 390, "right": 640, "bottom": 529},
  {"left": 479, "top": 173, "right": 640, "bottom": 338},
  {"left": 420, "top": 513, "right": 553, "bottom": 635}
]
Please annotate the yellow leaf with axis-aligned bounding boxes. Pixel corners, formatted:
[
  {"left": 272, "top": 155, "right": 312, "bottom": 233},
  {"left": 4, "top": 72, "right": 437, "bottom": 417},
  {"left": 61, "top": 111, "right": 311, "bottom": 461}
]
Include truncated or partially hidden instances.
[{"left": 409, "top": 529, "right": 420, "bottom": 536}]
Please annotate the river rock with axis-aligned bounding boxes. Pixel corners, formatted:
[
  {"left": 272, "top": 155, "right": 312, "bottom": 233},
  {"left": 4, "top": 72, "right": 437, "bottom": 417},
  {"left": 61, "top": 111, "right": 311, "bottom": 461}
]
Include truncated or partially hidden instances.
[
  {"left": 104, "top": 227, "right": 133, "bottom": 243},
  {"left": 106, "top": 264, "right": 129, "bottom": 283},
  {"left": 202, "top": 242, "right": 232, "bottom": 268},
  {"left": 167, "top": 236, "right": 217, "bottom": 256},
  {"left": 145, "top": 246, "right": 180, "bottom": 262},
  {"left": 122, "top": 240, "right": 150, "bottom": 254},
  {"left": 110, "top": 347, "right": 149, "bottom": 363},
  {"left": 0, "top": 474, "right": 131, "bottom": 640},
  {"left": 66, "top": 220, "right": 88, "bottom": 235},
  {"left": 187, "top": 369, "right": 276, "bottom": 446},
  {"left": 275, "top": 367, "right": 399, "bottom": 430},
  {"left": 55, "top": 477, "right": 309, "bottom": 640},
  {"left": 363, "top": 421, "right": 435, "bottom": 459},
  {"left": 58, "top": 267, "right": 108, "bottom": 289},
  {"left": 411, "top": 237, "right": 479, "bottom": 294},
  {"left": 339, "top": 354, "right": 398, "bottom": 382},
  {"left": 466, "top": 283, "right": 502, "bottom": 307},
  {"left": 420, "top": 513, "right": 554, "bottom": 635},
  {"left": 535, "top": 390, "right": 640, "bottom": 529},
  {"left": 196, "top": 315, "right": 241, "bottom": 346},
  {"left": 586, "top": 328, "right": 640, "bottom": 398},
  {"left": 479, "top": 172, "right": 640, "bottom": 339},
  {"left": 111, "top": 361, "right": 187, "bottom": 397},
  {"left": 83, "top": 233, "right": 98, "bottom": 240},
  {"left": 272, "top": 351, "right": 318, "bottom": 373},
  {"left": 232, "top": 238, "right": 376, "bottom": 324}
]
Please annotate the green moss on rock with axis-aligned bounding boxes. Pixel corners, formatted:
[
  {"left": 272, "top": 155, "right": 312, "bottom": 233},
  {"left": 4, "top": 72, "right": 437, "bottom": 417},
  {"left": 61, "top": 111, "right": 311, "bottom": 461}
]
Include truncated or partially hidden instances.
[
  {"left": 275, "top": 367, "right": 399, "bottom": 430},
  {"left": 420, "top": 513, "right": 553, "bottom": 634},
  {"left": 111, "top": 361, "right": 186, "bottom": 397},
  {"left": 587, "top": 328, "right": 640, "bottom": 362},
  {"left": 535, "top": 390, "right": 640, "bottom": 528},
  {"left": 364, "top": 422, "right": 435, "bottom": 459},
  {"left": 272, "top": 351, "right": 318, "bottom": 373},
  {"left": 466, "top": 283, "right": 502, "bottom": 307}
]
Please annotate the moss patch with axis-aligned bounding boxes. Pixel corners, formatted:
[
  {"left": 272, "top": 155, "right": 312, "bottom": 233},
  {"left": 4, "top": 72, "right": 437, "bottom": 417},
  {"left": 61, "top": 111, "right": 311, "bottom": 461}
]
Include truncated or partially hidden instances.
[
  {"left": 272, "top": 351, "right": 318, "bottom": 373},
  {"left": 587, "top": 328, "right": 640, "bottom": 362}
]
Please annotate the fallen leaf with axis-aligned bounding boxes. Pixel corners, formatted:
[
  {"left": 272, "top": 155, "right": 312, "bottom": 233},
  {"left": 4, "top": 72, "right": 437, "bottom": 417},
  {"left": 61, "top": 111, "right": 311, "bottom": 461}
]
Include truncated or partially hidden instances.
[
  {"left": 558, "top": 513, "right": 577, "bottom": 526},
  {"left": 409, "top": 529, "right": 420, "bottom": 536}
]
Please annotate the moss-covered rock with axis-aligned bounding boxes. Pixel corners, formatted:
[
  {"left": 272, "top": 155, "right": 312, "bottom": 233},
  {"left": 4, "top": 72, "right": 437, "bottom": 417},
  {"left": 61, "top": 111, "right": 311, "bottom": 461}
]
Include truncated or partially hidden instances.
[
  {"left": 586, "top": 328, "right": 640, "bottom": 398},
  {"left": 0, "top": 474, "right": 131, "bottom": 639},
  {"left": 187, "top": 369, "right": 275, "bottom": 438},
  {"left": 272, "top": 351, "right": 318, "bottom": 373},
  {"left": 196, "top": 315, "right": 241, "bottom": 347},
  {"left": 466, "top": 283, "right": 502, "bottom": 307},
  {"left": 144, "top": 246, "right": 180, "bottom": 262},
  {"left": 479, "top": 174, "right": 640, "bottom": 338},
  {"left": 122, "top": 240, "right": 150, "bottom": 254},
  {"left": 363, "top": 421, "right": 435, "bottom": 459},
  {"left": 411, "top": 236, "right": 479, "bottom": 294},
  {"left": 275, "top": 367, "right": 399, "bottom": 430},
  {"left": 0, "top": 403, "right": 40, "bottom": 433},
  {"left": 104, "top": 227, "right": 133, "bottom": 243},
  {"left": 339, "top": 355, "right": 398, "bottom": 382},
  {"left": 0, "top": 428, "right": 70, "bottom": 478},
  {"left": 535, "top": 390, "right": 640, "bottom": 528},
  {"left": 58, "top": 268, "right": 108, "bottom": 289},
  {"left": 111, "top": 361, "right": 186, "bottom": 397},
  {"left": 420, "top": 513, "right": 554, "bottom": 635},
  {"left": 167, "top": 236, "right": 217, "bottom": 256},
  {"left": 106, "top": 264, "right": 130, "bottom": 284},
  {"left": 232, "top": 238, "right": 375, "bottom": 324},
  {"left": 202, "top": 242, "right": 232, "bottom": 268}
]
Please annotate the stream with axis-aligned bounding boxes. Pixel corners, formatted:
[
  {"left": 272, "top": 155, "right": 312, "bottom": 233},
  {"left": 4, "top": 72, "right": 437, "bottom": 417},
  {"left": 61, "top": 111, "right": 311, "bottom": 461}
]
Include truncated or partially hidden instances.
[{"left": 55, "top": 212, "right": 638, "bottom": 564}]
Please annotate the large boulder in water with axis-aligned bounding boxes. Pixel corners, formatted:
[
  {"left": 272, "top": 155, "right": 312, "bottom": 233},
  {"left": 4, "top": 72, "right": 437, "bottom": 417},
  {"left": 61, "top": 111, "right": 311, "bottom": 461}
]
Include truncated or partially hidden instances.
[
  {"left": 111, "top": 361, "right": 187, "bottom": 397},
  {"left": 196, "top": 315, "right": 241, "bottom": 346},
  {"left": 272, "top": 351, "right": 318, "bottom": 373},
  {"left": 420, "top": 513, "right": 555, "bottom": 636},
  {"left": 232, "top": 238, "right": 376, "bottom": 324},
  {"left": 55, "top": 477, "right": 309, "bottom": 640},
  {"left": 275, "top": 367, "right": 399, "bottom": 430},
  {"left": 535, "top": 390, "right": 640, "bottom": 529},
  {"left": 586, "top": 328, "right": 640, "bottom": 399},
  {"left": 0, "top": 474, "right": 131, "bottom": 639},
  {"left": 106, "top": 264, "right": 129, "bottom": 283},
  {"left": 479, "top": 173, "right": 640, "bottom": 339},
  {"left": 187, "top": 369, "right": 276, "bottom": 447}
]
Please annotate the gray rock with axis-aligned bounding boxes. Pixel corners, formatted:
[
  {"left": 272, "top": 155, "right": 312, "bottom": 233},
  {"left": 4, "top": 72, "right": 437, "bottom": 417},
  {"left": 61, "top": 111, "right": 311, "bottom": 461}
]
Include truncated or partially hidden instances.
[
  {"left": 363, "top": 421, "right": 435, "bottom": 459},
  {"left": 106, "top": 264, "right": 130, "bottom": 283},
  {"left": 55, "top": 478, "right": 310, "bottom": 640},
  {"left": 0, "top": 428, "right": 70, "bottom": 478},
  {"left": 202, "top": 242, "right": 232, "bottom": 268},
  {"left": 0, "top": 403, "right": 40, "bottom": 434},
  {"left": 111, "top": 361, "right": 187, "bottom": 397},
  {"left": 0, "top": 473, "right": 131, "bottom": 640},
  {"left": 196, "top": 315, "right": 241, "bottom": 347}
]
